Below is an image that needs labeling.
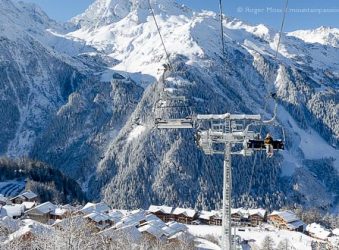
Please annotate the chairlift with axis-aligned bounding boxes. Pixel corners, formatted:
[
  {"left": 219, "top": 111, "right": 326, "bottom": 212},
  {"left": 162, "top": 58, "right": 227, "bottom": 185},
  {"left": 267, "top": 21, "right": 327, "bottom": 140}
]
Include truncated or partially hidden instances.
[{"left": 243, "top": 122, "right": 286, "bottom": 158}]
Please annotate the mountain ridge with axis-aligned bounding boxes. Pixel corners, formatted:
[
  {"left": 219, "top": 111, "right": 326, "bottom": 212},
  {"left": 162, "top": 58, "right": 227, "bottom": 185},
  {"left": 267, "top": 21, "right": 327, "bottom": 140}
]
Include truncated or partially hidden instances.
[{"left": 1, "top": 0, "right": 338, "bottom": 213}]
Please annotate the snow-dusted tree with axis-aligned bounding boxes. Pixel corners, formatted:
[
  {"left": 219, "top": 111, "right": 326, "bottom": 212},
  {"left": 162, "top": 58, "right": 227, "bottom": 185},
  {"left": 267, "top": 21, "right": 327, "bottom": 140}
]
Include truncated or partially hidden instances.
[
  {"left": 261, "top": 235, "right": 275, "bottom": 250},
  {"left": 276, "top": 239, "right": 293, "bottom": 250}
]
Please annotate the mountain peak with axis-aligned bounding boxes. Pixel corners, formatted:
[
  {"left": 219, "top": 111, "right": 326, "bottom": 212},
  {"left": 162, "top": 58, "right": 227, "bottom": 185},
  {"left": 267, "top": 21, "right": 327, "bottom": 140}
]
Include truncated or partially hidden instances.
[
  {"left": 288, "top": 26, "right": 339, "bottom": 48},
  {"left": 71, "top": 0, "right": 184, "bottom": 28}
]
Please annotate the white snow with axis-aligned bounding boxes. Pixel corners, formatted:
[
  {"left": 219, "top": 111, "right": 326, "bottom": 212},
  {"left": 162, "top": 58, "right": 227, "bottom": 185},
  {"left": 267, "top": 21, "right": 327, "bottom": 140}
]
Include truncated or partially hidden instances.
[
  {"left": 278, "top": 106, "right": 339, "bottom": 171},
  {"left": 306, "top": 223, "right": 331, "bottom": 240},
  {"left": 187, "top": 225, "right": 319, "bottom": 250},
  {"left": 288, "top": 27, "right": 339, "bottom": 48},
  {"left": 127, "top": 125, "right": 146, "bottom": 142}
]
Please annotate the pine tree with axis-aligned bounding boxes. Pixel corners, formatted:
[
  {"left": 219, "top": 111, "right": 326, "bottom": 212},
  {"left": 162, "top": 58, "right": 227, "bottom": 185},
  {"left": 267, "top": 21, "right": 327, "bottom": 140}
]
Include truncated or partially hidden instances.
[
  {"left": 276, "top": 239, "right": 291, "bottom": 250},
  {"left": 261, "top": 235, "right": 275, "bottom": 250}
]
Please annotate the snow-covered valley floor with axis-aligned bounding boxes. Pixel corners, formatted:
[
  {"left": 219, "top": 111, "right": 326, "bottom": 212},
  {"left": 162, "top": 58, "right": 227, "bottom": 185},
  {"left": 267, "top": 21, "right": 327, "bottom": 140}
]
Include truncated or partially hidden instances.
[{"left": 188, "top": 224, "right": 331, "bottom": 250}]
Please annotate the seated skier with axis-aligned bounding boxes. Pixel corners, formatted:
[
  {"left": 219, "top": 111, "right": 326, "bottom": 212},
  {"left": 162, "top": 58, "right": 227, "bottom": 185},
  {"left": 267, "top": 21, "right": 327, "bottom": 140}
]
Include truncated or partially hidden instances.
[{"left": 264, "top": 133, "right": 274, "bottom": 158}]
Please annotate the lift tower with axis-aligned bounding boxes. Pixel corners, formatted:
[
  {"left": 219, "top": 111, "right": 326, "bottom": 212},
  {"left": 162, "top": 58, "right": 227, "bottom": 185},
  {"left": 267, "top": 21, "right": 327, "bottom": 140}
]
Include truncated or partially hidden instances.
[{"left": 155, "top": 113, "right": 284, "bottom": 250}]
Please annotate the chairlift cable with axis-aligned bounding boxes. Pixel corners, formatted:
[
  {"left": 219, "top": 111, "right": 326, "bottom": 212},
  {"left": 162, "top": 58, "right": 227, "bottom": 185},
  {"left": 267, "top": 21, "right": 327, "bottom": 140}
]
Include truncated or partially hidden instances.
[
  {"left": 148, "top": 0, "right": 172, "bottom": 70},
  {"left": 219, "top": 0, "right": 226, "bottom": 59},
  {"left": 245, "top": 0, "right": 289, "bottom": 206}
]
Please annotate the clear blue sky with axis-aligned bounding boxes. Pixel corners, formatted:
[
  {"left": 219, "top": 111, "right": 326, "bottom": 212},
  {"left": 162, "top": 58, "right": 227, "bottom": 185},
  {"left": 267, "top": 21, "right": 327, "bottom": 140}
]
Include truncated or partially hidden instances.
[{"left": 18, "top": 0, "right": 339, "bottom": 31}]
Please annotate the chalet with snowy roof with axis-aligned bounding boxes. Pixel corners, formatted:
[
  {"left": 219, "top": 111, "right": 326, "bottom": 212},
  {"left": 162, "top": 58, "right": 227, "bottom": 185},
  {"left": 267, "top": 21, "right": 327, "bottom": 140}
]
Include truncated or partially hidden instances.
[
  {"left": 168, "top": 231, "right": 195, "bottom": 247},
  {"left": 84, "top": 211, "right": 114, "bottom": 231},
  {"left": 231, "top": 209, "right": 243, "bottom": 223},
  {"left": 148, "top": 205, "right": 173, "bottom": 222},
  {"left": 306, "top": 223, "right": 332, "bottom": 241},
  {"left": 138, "top": 224, "right": 167, "bottom": 242},
  {"left": 25, "top": 202, "right": 57, "bottom": 224},
  {"left": 248, "top": 209, "right": 267, "bottom": 226},
  {"left": 230, "top": 208, "right": 267, "bottom": 226},
  {"left": 50, "top": 206, "right": 73, "bottom": 220},
  {"left": 10, "top": 191, "right": 38, "bottom": 204},
  {"left": 108, "top": 210, "right": 124, "bottom": 224},
  {"left": 80, "top": 202, "right": 110, "bottom": 215},
  {"left": 0, "top": 204, "right": 24, "bottom": 219},
  {"left": 199, "top": 210, "right": 222, "bottom": 225},
  {"left": 172, "top": 208, "right": 198, "bottom": 224},
  {"left": 115, "top": 209, "right": 147, "bottom": 228},
  {"left": 99, "top": 225, "right": 142, "bottom": 244},
  {"left": 268, "top": 210, "right": 305, "bottom": 232},
  {"left": 5, "top": 219, "right": 51, "bottom": 244},
  {"left": 22, "top": 202, "right": 36, "bottom": 211}
]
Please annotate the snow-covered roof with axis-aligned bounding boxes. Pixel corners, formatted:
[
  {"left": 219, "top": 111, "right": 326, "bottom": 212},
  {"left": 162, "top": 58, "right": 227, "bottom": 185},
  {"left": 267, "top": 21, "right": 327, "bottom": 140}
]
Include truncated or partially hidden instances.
[
  {"left": 270, "top": 210, "right": 300, "bottom": 223},
  {"left": 248, "top": 208, "right": 267, "bottom": 217},
  {"left": 287, "top": 220, "right": 306, "bottom": 230},
  {"left": 20, "top": 191, "right": 38, "bottom": 200},
  {"left": 199, "top": 210, "right": 219, "bottom": 220},
  {"left": 5, "top": 219, "right": 51, "bottom": 243},
  {"left": 231, "top": 208, "right": 266, "bottom": 218},
  {"left": 22, "top": 202, "right": 36, "bottom": 210},
  {"left": 172, "top": 208, "right": 197, "bottom": 218},
  {"left": 168, "top": 231, "right": 194, "bottom": 243},
  {"left": 115, "top": 209, "right": 146, "bottom": 228},
  {"left": 99, "top": 225, "right": 141, "bottom": 243},
  {"left": 84, "top": 211, "right": 112, "bottom": 223},
  {"left": 166, "top": 221, "right": 187, "bottom": 232},
  {"left": 108, "top": 210, "right": 124, "bottom": 223},
  {"left": 81, "top": 202, "right": 110, "bottom": 214},
  {"left": 0, "top": 204, "right": 24, "bottom": 218},
  {"left": 26, "top": 202, "right": 57, "bottom": 215},
  {"left": 306, "top": 223, "right": 332, "bottom": 240},
  {"left": 145, "top": 214, "right": 166, "bottom": 226},
  {"left": 332, "top": 228, "right": 339, "bottom": 236},
  {"left": 51, "top": 208, "right": 68, "bottom": 216},
  {"left": 148, "top": 205, "right": 173, "bottom": 214},
  {"left": 138, "top": 224, "right": 166, "bottom": 239}
]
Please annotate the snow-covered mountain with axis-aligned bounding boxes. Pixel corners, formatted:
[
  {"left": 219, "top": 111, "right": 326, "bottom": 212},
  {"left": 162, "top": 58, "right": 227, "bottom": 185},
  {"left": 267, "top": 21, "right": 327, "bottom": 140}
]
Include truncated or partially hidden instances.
[
  {"left": 1, "top": 0, "right": 338, "bottom": 213},
  {"left": 288, "top": 26, "right": 339, "bottom": 48}
]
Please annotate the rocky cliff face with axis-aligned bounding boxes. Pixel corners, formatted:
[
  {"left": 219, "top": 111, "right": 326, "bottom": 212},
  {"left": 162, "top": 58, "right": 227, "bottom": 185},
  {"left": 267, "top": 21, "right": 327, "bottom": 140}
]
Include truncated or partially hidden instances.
[{"left": 1, "top": 0, "right": 338, "bottom": 212}]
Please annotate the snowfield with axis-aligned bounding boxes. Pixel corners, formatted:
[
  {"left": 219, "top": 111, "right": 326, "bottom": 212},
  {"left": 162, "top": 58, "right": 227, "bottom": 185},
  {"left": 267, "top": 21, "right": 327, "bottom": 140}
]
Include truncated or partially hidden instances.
[{"left": 187, "top": 224, "right": 332, "bottom": 250}]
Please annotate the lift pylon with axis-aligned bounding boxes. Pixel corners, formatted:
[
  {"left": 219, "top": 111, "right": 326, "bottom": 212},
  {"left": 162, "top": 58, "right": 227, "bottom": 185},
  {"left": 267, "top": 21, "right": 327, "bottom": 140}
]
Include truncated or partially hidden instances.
[{"left": 155, "top": 112, "right": 285, "bottom": 250}]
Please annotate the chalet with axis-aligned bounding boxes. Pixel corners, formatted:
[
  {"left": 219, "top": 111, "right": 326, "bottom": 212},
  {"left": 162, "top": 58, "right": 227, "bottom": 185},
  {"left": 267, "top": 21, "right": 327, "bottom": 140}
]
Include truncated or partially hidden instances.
[
  {"left": 199, "top": 210, "right": 222, "bottom": 226},
  {"left": 144, "top": 214, "right": 167, "bottom": 228},
  {"left": 115, "top": 209, "right": 147, "bottom": 228},
  {"left": 22, "top": 202, "right": 36, "bottom": 211},
  {"left": 248, "top": 209, "right": 267, "bottom": 226},
  {"left": 80, "top": 202, "right": 110, "bottom": 215},
  {"left": 306, "top": 223, "right": 332, "bottom": 241},
  {"left": 268, "top": 210, "right": 305, "bottom": 232},
  {"left": 172, "top": 208, "right": 198, "bottom": 224},
  {"left": 148, "top": 205, "right": 173, "bottom": 222},
  {"left": 108, "top": 210, "right": 124, "bottom": 224},
  {"left": 25, "top": 202, "right": 57, "bottom": 224},
  {"left": 99, "top": 224, "right": 142, "bottom": 244},
  {"left": 138, "top": 224, "right": 167, "bottom": 242},
  {"left": 0, "top": 204, "right": 24, "bottom": 219},
  {"left": 231, "top": 209, "right": 243, "bottom": 223},
  {"left": 165, "top": 221, "right": 188, "bottom": 236},
  {"left": 10, "top": 191, "right": 38, "bottom": 204},
  {"left": 84, "top": 211, "right": 114, "bottom": 231},
  {"left": 5, "top": 219, "right": 51, "bottom": 244},
  {"left": 168, "top": 231, "right": 195, "bottom": 247},
  {"left": 50, "top": 207, "right": 70, "bottom": 220}
]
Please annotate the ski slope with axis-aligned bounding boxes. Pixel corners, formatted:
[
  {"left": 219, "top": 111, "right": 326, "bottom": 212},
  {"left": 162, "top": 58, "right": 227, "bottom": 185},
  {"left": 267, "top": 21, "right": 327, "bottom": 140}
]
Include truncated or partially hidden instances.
[{"left": 0, "top": 181, "right": 25, "bottom": 197}]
